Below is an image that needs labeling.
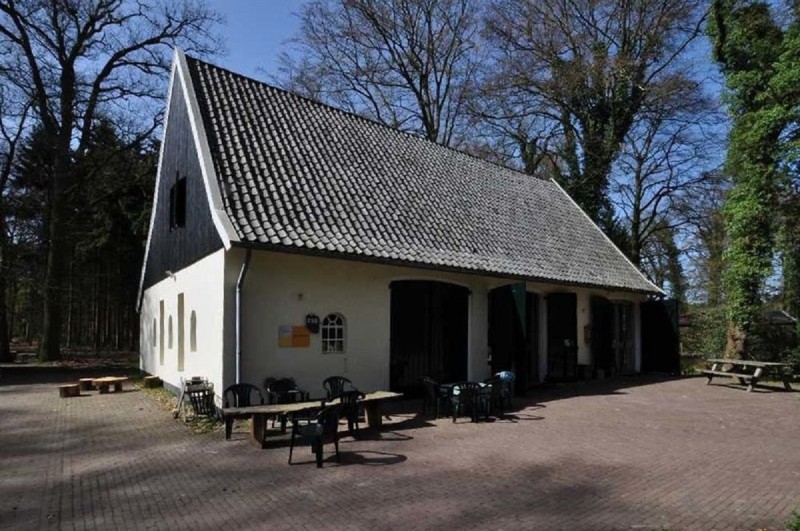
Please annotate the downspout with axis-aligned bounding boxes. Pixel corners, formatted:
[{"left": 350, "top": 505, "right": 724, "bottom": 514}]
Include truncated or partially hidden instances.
[{"left": 235, "top": 249, "right": 252, "bottom": 385}]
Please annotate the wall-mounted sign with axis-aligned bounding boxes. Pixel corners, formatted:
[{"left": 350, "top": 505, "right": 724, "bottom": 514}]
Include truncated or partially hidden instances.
[
  {"left": 305, "top": 313, "right": 320, "bottom": 334},
  {"left": 278, "top": 325, "right": 310, "bottom": 348}
]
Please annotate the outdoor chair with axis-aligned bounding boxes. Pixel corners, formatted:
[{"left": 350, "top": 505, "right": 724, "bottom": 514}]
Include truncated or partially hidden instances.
[
  {"left": 421, "top": 376, "right": 450, "bottom": 418},
  {"left": 332, "top": 389, "right": 365, "bottom": 435},
  {"left": 323, "top": 376, "right": 356, "bottom": 399},
  {"left": 450, "top": 382, "right": 490, "bottom": 423},
  {"left": 264, "top": 377, "right": 309, "bottom": 404},
  {"left": 222, "top": 383, "right": 264, "bottom": 440},
  {"left": 494, "top": 371, "right": 516, "bottom": 410},
  {"left": 176, "top": 377, "right": 216, "bottom": 422},
  {"left": 264, "top": 377, "right": 310, "bottom": 432},
  {"left": 288, "top": 404, "right": 343, "bottom": 468}
]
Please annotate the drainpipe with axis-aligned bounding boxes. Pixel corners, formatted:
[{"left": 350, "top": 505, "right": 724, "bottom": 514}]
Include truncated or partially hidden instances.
[{"left": 235, "top": 249, "right": 252, "bottom": 385}]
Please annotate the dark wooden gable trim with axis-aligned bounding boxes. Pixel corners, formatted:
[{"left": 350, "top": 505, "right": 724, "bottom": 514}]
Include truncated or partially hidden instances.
[{"left": 138, "top": 54, "right": 225, "bottom": 298}]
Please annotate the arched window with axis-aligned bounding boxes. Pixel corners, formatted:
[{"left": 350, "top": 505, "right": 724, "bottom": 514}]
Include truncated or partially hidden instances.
[
  {"left": 321, "top": 313, "right": 346, "bottom": 353},
  {"left": 168, "top": 315, "right": 173, "bottom": 349},
  {"left": 190, "top": 311, "right": 197, "bottom": 352}
]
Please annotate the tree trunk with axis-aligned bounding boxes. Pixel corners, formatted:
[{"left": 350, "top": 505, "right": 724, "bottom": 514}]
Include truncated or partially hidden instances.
[
  {"left": 0, "top": 267, "right": 12, "bottom": 363},
  {"left": 0, "top": 221, "right": 12, "bottom": 362},
  {"left": 39, "top": 143, "right": 69, "bottom": 361},
  {"left": 725, "top": 322, "right": 747, "bottom": 358}
]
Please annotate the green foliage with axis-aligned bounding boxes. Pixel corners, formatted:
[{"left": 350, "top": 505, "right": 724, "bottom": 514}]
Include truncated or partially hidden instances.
[
  {"left": 709, "top": 1, "right": 800, "bottom": 351},
  {"left": 682, "top": 305, "right": 729, "bottom": 357},
  {"left": 786, "top": 510, "right": 800, "bottom": 531}
]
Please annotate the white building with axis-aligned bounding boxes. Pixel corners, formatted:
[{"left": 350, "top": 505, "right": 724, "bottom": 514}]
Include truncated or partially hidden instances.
[{"left": 138, "top": 50, "right": 670, "bottom": 400}]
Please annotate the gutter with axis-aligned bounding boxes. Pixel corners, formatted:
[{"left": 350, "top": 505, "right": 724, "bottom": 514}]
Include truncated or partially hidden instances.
[{"left": 235, "top": 249, "right": 252, "bottom": 385}]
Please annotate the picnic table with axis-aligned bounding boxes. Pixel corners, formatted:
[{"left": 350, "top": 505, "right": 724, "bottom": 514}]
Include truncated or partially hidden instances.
[
  {"left": 222, "top": 390, "right": 403, "bottom": 448},
  {"left": 702, "top": 359, "right": 793, "bottom": 392}
]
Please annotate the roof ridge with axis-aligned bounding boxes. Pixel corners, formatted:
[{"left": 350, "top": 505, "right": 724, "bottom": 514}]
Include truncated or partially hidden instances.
[{"left": 183, "top": 53, "right": 541, "bottom": 182}]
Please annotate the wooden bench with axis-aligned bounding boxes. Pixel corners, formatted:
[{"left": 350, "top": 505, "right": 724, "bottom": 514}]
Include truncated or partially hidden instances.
[
  {"left": 58, "top": 384, "right": 80, "bottom": 398},
  {"left": 92, "top": 376, "right": 128, "bottom": 394},
  {"left": 702, "top": 359, "right": 793, "bottom": 392}
]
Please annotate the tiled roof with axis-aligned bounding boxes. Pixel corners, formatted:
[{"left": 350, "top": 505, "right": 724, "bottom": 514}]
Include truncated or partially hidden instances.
[{"left": 185, "top": 56, "right": 660, "bottom": 294}]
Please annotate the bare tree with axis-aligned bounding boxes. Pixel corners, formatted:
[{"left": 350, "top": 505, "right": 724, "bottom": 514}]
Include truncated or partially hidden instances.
[
  {"left": 612, "top": 74, "right": 724, "bottom": 267},
  {"left": 680, "top": 169, "right": 729, "bottom": 305},
  {"left": 480, "top": 0, "right": 707, "bottom": 229},
  {"left": 279, "top": 0, "right": 481, "bottom": 147},
  {"left": 0, "top": 0, "right": 221, "bottom": 361},
  {"left": 0, "top": 85, "right": 32, "bottom": 362}
]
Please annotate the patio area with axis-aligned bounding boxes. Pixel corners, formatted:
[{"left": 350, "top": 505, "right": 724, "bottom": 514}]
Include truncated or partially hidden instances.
[{"left": 1, "top": 373, "right": 798, "bottom": 530}]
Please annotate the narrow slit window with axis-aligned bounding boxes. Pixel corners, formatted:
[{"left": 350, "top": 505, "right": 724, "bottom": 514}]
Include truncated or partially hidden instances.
[
  {"left": 190, "top": 311, "right": 197, "bottom": 352},
  {"left": 168, "top": 315, "right": 173, "bottom": 349},
  {"left": 169, "top": 175, "right": 187, "bottom": 229},
  {"left": 321, "top": 313, "right": 345, "bottom": 353},
  {"left": 152, "top": 319, "right": 157, "bottom": 347}
]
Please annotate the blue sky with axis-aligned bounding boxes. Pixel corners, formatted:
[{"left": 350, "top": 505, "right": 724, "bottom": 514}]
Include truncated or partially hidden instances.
[{"left": 206, "top": 0, "right": 308, "bottom": 80}]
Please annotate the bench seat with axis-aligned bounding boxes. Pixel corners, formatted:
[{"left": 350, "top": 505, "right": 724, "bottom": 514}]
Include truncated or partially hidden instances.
[{"left": 700, "top": 370, "right": 755, "bottom": 379}]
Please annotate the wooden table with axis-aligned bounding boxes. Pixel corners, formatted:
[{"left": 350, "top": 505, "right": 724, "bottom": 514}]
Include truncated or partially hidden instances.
[
  {"left": 702, "top": 359, "right": 793, "bottom": 392},
  {"left": 92, "top": 376, "right": 128, "bottom": 393},
  {"left": 222, "top": 390, "right": 403, "bottom": 448}
]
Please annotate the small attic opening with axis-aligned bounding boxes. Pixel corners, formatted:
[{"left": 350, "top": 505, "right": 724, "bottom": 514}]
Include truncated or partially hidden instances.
[{"left": 169, "top": 174, "right": 187, "bottom": 229}]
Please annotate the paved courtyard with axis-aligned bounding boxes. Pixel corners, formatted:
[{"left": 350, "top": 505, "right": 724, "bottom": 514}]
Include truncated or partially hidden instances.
[{"left": 1, "top": 373, "right": 798, "bottom": 530}]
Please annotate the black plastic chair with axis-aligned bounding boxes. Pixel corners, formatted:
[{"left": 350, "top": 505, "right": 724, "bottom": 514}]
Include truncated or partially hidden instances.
[
  {"left": 494, "top": 371, "right": 516, "bottom": 410},
  {"left": 288, "top": 404, "right": 343, "bottom": 468},
  {"left": 222, "top": 383, "right": 264, "bottom": 439},
  {"left": 332, "top": 390, "right": 365, "bottom": 435},
  {"left": 450, "top": 382, "right": 490, "bottom": 423},
  {"left": 323, "top": 376, "right": 355, "bottom": 399},
  {"left": 264, "top": 377, "right": 310, "bottom": 432},
  {"left": 264, "top": 377, "right": 308, "bottom": 404},
  {"left": 421, "top": 377, "right": 449, "bottom": 418}
]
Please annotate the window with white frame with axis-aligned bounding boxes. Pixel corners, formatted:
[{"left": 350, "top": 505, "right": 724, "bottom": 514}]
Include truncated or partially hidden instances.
[{"left": 321, "top": 313, "right": 346, "bottom": 353}]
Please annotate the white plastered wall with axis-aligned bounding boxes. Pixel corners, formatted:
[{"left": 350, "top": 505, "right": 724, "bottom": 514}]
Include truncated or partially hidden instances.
[
  {"left": 226, "top": 249, "right": 650, "bottom": 395},
  {"left": 228, "top": 249, "right": 494, "bottom": 397},
  {"left": 139, "top": 249, "right": 228, "bottom": 394}
]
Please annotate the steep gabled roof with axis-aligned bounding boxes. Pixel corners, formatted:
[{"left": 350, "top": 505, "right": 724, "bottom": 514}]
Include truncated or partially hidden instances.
[{"left": 183, "top": 53, "right": 661, "bottom": 294}]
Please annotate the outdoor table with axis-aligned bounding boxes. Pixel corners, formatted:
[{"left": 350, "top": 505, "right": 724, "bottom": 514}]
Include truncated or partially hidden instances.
[
  {"left": 702, "top": 359, "right": 793, "bottom": 392},
  {"left": 222, "top": 390, "right": 403, "bottom": 448}
]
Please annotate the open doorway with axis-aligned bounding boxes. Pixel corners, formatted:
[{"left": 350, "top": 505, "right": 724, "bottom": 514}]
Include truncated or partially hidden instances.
[
  {"left": 592, "top": 297, "right": 635, "bottom": 376},
  {"left": 547, "top": 293, "right": 578, "bottom": 381},
  {"left": 389, "top": 280, "right": 469, "bottom": 394},
  {"left": 488, "top": 284, "right": 539, "bottom": 391}
]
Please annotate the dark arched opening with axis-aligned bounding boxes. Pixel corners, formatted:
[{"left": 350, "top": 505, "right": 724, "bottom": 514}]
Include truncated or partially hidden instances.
[{"left": 389, "top": 280, "right": 469, "bottom": 394}]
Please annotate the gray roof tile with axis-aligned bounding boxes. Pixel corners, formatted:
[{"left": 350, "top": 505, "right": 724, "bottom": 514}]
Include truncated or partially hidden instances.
[{"left": 186, "top": 56, "right": 660, "bottom": 294}]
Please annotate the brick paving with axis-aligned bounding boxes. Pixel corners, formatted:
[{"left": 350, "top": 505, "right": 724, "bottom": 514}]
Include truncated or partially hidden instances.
[{"left": 1, "top": 374, "right": 798, "bottom": 530}]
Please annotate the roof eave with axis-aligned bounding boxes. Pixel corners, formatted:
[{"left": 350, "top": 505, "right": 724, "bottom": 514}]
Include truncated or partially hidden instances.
[{"left": 229, "top": 240, "right": 663, "bottom": 296}]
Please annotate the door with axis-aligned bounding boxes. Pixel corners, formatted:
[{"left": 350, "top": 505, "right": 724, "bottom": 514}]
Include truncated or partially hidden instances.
[
  {"left": 390, "top": 281, "right": 469, "bottom": 394},
  {"left": 614, "top": 302, "right": 635, "bottom": 374},
  {"left": 488, "top": 285, "right": 539, "bottom": 391},
  {"left": 641, "top": 299, "right": 680, "bottom": 374},
  {"left": 547, "top": 293, "right": 578, "bottom": 381},
  {"left": 591, "top": 296, "right": 614, "bottom": 375}
]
